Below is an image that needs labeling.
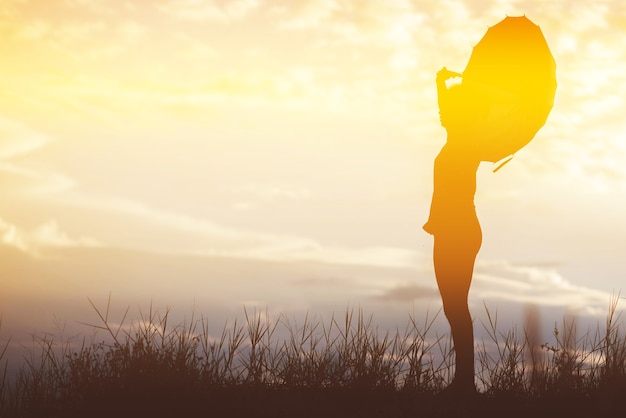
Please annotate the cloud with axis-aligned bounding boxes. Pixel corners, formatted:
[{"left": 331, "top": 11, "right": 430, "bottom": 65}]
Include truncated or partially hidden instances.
[
  {"left": 365, "top": 255, "right": 617, "bottom": 318},
  {"left": 274, "top": 0, "right": 339, "bottom": 31},
  {"left": 65, "top": 194, "right": 261, "bottom": 243},
  {"left": 0, "top": 218, "right": 28, "bottom": 252},
  {"left": 0, "top": 163, "right": 76, "bottom": 197},
  {"left": 32, "top": 220, "right": 100, "bottom": 248},
  {"left": 4, "top": 0, "right": 149, "bottom": 64},
  {"left": 53, "top": 21, "right": 107, "bottom": 45},
  {"left": 472, "top": 259, "right": 613, "bottom": 316},
  {"left": 61, "top": 0, "right": 126, "bottom": 15},
  {"left": 0, "top": 118, "right": 76, "bottom": 197},
  {"left": 58, "top": 187, "right": 423, "bottom": 269},
  {"left": 173, "top": 32, "right": 219, "bottom": 60},
  {"left": 0, "top": 0, "right": 27, "bottom": 18},
  {"left": 227, "top": 243, "right": 421, "bottom": 268},
  {"left": 0, "top": 217, "right": 100, "bottom": 255},
  {"left": 0, "top": 118, "right": 49, "bottom": 160},
  {"left": 157, "top": 0, "right": 260, "bottom": 23},
  {"left": 276, "top": 0, "right": 421, "bottom": 49},
  {"left": 0, "top": 0, "right": 623, "bottom": 326},
  {"left": 27, "top": 70, "right": 320, "bottom": 114},
  {"left": 292, "top": 276, "right": 354, "bottom": 288},
  {"left": 223, "top": 182, "right": 312, "bottom": 210},
  {"left": 389, "top": 48, "right": 419, "bottom": 71},
  {"left": 372, "top": 283, "right": 439, "bottom": 302},
  {"left": 14, "top": 19, "right": 51, "bottom": 40},
  {"left": 118, "top": 20, "right": 149, "bottom": 43},
  {"left": 12, "top": 17, "right": 107, "bottom": 54}
]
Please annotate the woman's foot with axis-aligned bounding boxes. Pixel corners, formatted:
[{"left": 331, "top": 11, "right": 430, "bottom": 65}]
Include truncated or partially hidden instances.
[{"left": 436, "top": 379, "right": 477, "bottom": 399}]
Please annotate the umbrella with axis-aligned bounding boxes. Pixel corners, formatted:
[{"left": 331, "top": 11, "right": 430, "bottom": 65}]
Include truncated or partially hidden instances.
[{"left": 461, "top": 15, "right": 557, "bottom": 163}]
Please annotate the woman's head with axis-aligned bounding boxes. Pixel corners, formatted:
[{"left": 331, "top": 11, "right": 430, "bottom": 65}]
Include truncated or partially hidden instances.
[{"left": 439, "top": 83, "right": 488, "bottom": 133}]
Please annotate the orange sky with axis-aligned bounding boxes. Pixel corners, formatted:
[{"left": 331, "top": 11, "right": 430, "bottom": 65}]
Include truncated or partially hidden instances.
[{"left": 1, "top": 0, "right": 626, "bottom": 352}]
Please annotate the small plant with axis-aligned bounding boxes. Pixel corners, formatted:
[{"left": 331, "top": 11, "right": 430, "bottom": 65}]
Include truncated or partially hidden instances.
[
  {"left": 1, "top": 295, "right": 626, "bottom": 417},
  {"left": 0, "top": 317, "right": 11, "bottom": 409},
  {"left": 477, "top": 305, "right": 528, "bottom": 396}
]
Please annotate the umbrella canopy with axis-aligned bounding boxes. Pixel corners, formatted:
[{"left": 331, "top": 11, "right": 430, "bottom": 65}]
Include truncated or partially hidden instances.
[{"left": 461, "top": 16, "right": 557, "bottom": 162}]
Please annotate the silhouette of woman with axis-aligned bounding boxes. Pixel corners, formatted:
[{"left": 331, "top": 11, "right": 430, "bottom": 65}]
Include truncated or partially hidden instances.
[{"left": 423, "top": 67, "right": 486, "bottom": 395}]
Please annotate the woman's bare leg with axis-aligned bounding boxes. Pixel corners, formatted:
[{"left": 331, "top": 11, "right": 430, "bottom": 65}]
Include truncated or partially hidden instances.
[{"left": 433, "top": 228, "right": 481, "bottom": 390}]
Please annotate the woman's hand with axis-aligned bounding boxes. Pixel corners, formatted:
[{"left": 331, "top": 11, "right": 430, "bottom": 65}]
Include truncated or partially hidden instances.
[
  {"left": 437, "top": 67, "right": 462, "bottom": 83},
  {"left": 437, "top": 67, "right": 463, "bottom": 126}
]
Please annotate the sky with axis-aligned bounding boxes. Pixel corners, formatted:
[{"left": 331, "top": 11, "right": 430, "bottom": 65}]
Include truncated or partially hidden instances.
[{"left": 1, "top": 0, "right": 626, "bottom": 364}]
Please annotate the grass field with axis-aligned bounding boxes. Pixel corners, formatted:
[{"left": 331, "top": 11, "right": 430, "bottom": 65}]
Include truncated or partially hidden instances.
[{"left": 1, "top": 295, "right": 626, "bottom": 417}]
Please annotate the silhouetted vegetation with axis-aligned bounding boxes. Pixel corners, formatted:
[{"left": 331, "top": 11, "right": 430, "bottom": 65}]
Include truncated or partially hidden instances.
[{"left": 1, "top": 295, "right": 626, "bottom": 417}]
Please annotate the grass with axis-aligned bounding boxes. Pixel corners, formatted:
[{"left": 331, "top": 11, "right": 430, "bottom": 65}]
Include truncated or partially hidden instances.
[{"left": 1, "top": 295, "right": 626, "bottom": 417}]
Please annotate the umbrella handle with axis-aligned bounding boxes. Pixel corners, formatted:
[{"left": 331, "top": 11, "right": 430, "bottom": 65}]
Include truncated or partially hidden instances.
[{"left": 493, "top": 155, "right": 514, "bottom": 172}]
